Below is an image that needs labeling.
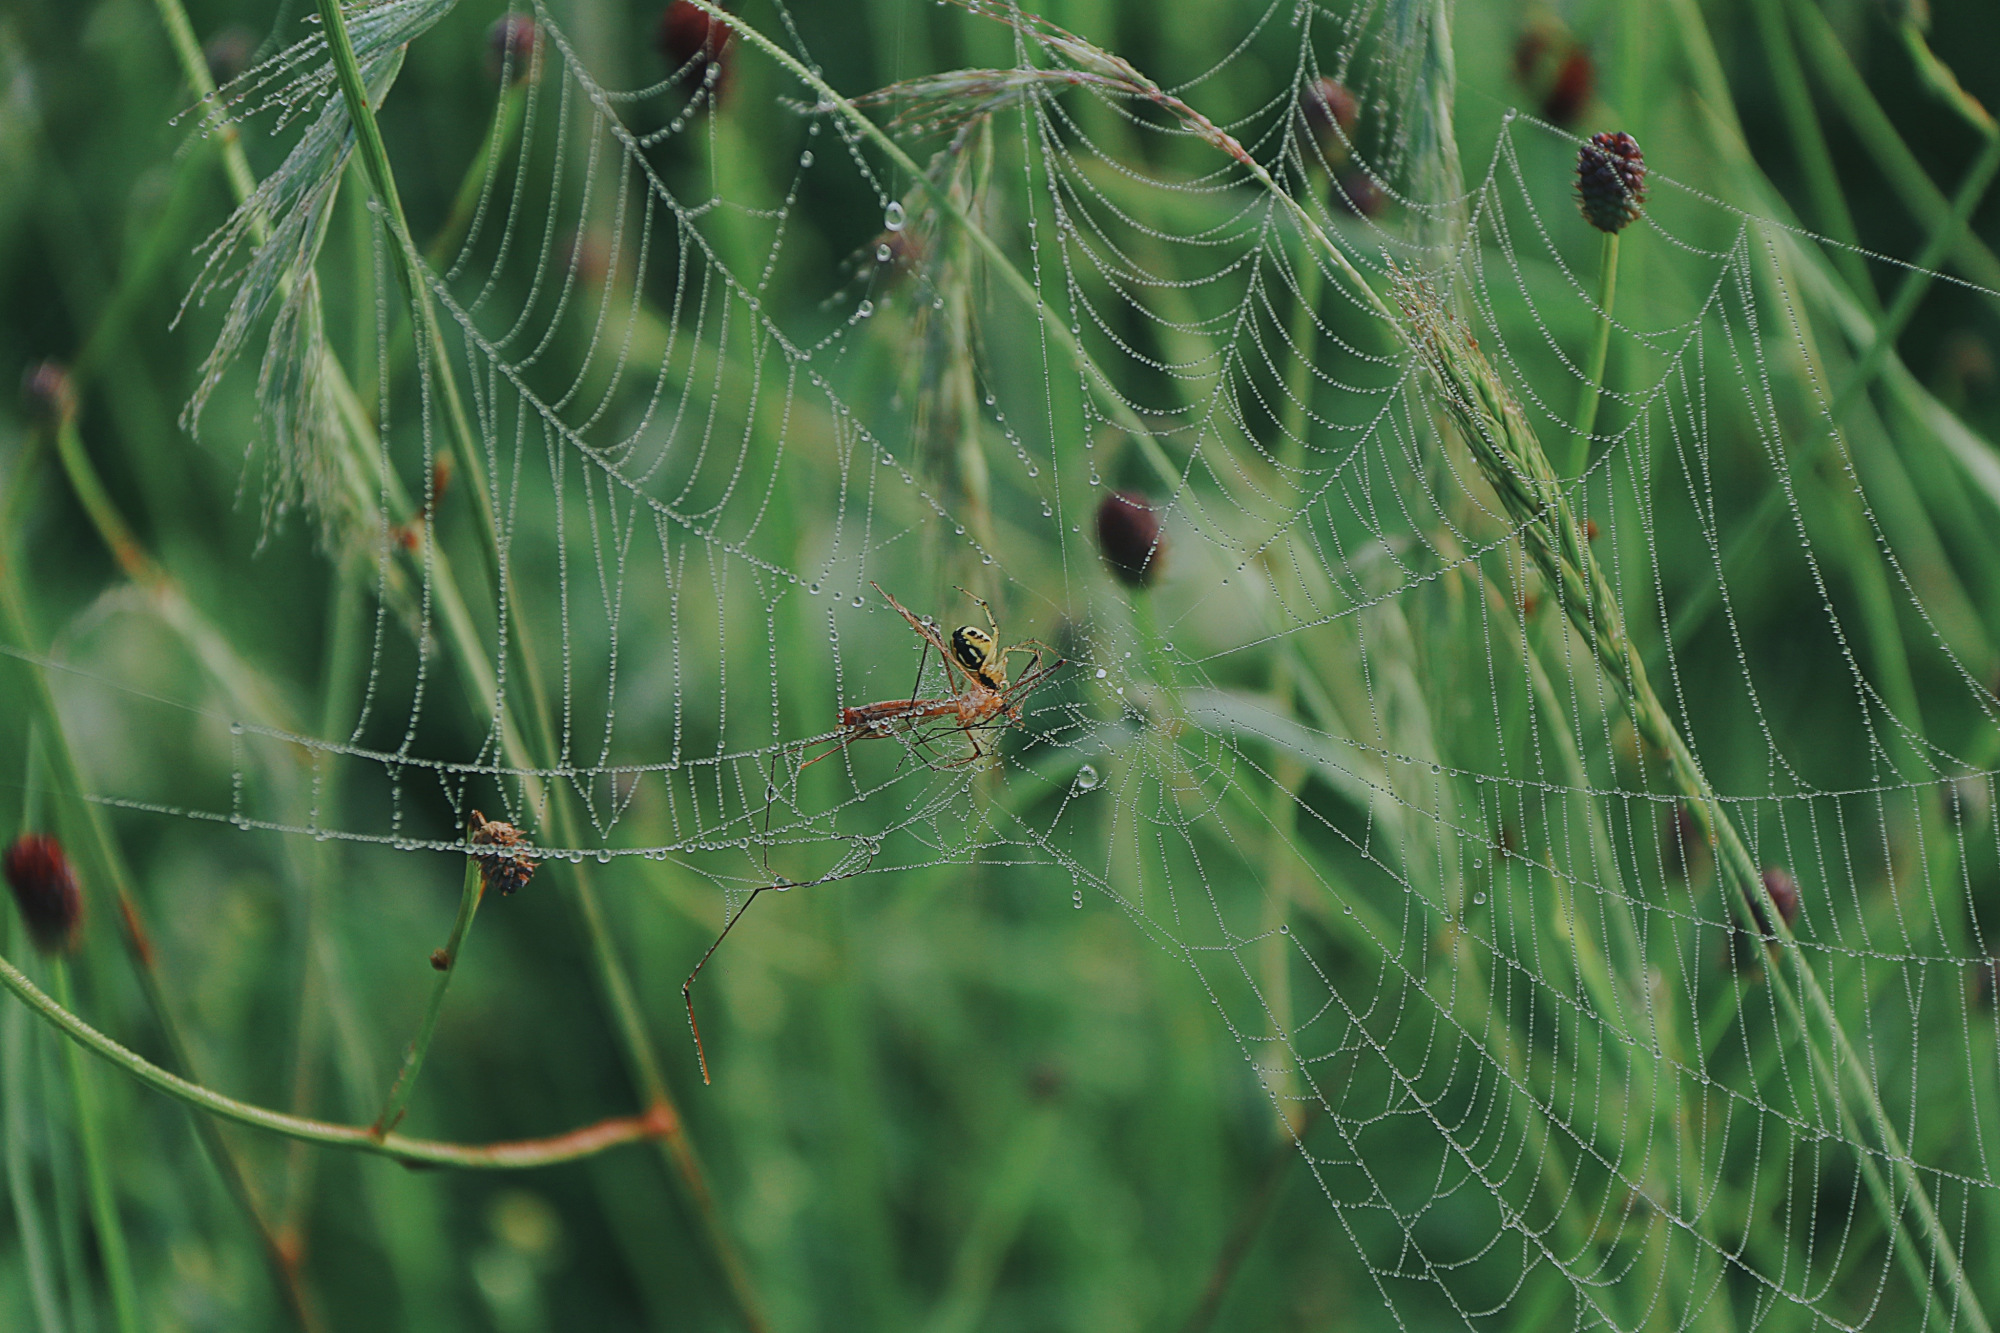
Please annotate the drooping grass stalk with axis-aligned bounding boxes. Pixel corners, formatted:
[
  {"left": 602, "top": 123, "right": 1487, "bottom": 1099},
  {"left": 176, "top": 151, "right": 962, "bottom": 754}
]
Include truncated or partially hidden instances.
[
  {"left": 1401, "top": 276, "right": 1992, "bottom": 1333},
  {"left": 1563, "top": 230, "right": 1619, "bottom": 476},
  {"left": 371, "top": 859, "right": 485, "bottom": 1136},
  {"left": 0, "top": 947, "right": 673, "bottom": 1169},
  {"left": 47, "top": 961, "right": 141, "bottom": 1333}
]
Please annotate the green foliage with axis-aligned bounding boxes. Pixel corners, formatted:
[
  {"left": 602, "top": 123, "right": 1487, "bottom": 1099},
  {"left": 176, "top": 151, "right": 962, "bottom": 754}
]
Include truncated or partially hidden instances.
[{"left": 3, "top": 0, "right": 2000, "bottom": 1328}]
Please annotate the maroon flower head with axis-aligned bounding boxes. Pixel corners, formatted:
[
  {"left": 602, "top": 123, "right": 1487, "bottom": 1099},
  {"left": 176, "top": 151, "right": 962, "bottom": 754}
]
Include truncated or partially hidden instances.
[
  {"left": 203, "top": 25, "right": 256, "bottom": 88},
  {"left": 21, "top": 360, "right": 74, "bottom": 423},
  {"left": 1095, "top": 491, "right": 1166, "bottom": 588},
  {"left": 1750, "top": 866, "right": 1801, "bottom": 936},
  {"left": 1543, "top": 49, "right": 1594, "bottom": 128},
  {"left": 4, "top": 834, "right": 84, "bottom": 954},
  {"left": 1298, "top": 77, "right": 1359, "bottom": 166},
  {"left": 1330, "top": 170, "right": 1384, "bottom": 219},
  {"left": 1576, "top": 131, "right": 1646, "bottom": 234},
  {"left": 656, "top": 1, "right": 734, "bottom": 101},
  {"left": 487, "top": 14, "right": 541, "bottom": 86}
]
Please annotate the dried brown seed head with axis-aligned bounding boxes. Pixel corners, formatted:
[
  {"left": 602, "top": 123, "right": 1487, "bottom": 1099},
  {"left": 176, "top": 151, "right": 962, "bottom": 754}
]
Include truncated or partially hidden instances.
[{"left": 468, "top": 810, "right": 536, "bottom": 897}]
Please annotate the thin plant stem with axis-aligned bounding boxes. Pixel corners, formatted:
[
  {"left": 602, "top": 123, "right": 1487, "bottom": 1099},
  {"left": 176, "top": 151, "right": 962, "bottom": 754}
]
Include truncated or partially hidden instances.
[
  {"left": 1660, "top": 127, "right": 2000, "bottom": 669},
  {"left": 0, "top": 947, "right": 674, "bottom": 1169},
  {"left": 1564, "top": 230, "right": 1619, "bottom": 476},
  {"left": 426, "top": 78, "right": 532, "bottom": 269},
  {"left": 372, "top": 858, "right": 485, "bottom": 1136},
  {"left": 1747, "top": 0, "right": 1874, "bottom": 301},
  {"left": 1177, "top": 1122, "right": 1301, "bottom": 1333},
  {"left": 3, "top": 987, "right": 64, "bottom": 1333},
  {"left": 49, "top": 961, "right": 141, "bottom": 1333},
  {"left": 1785, "top": 0, "right": 2000, "bottom": 304}
]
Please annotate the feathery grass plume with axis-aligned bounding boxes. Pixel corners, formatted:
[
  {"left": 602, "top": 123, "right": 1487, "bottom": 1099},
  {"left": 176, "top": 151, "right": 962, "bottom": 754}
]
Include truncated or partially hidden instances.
[
  {"left": 178, "top": 0, "right": 456, "bottom": 549},
  {"left": 1373, "top": 0, "right": 1465, "bottom": 245},
  {"left": 4, "top": 834, "right": 84, "bottom": 955}
]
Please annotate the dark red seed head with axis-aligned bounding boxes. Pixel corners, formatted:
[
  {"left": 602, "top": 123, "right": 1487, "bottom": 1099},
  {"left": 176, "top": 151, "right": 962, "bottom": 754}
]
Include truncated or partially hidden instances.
[
  {"left": 1095, "top": 491, "right": 1166, "bottom": 588},
  {"left": 203, "top": 25, "right": 256, "bottom": 88},
  {"left": 21, "top": 360, "right": 74, "bottom": 423},
  {"left": 1543, "top": 49, "right": 1593, "bottom": 128},
  {"left": 1298, "top": 77, "right": 1359, "bottom": 166},
  {"left": 1577, "top": 131, "right": 1646, "bottom": 234},
  {"left": 1512, "top": 28, "right": 1550, "bottom": 84},
  {"left": 468, "top": 811, "right": 536, "bottom": 897},
  {"left": 487, "top": 14, "right": 541, "bottom": 86},
  {"left": 1330, "top": 170, "right": 1384, "bottom": 218},
  {"left": 656, "top": 1, "right": 734, "bottom": 100},
  {"left": 4, "top": 834, "right": 84, "bottom": 955},
  {"left": 1750, "top": 866, "right": 1801, "bottom": 937}
]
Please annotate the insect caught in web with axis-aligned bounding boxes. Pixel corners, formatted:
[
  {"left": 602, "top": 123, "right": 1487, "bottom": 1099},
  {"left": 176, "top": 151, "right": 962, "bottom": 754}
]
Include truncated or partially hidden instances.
[
  {"left": 817, "top": 582, "right": 1066, "bottom": 772},
  {"left": 681, "top": 583, "right": 1066, "bottom": 1083}
]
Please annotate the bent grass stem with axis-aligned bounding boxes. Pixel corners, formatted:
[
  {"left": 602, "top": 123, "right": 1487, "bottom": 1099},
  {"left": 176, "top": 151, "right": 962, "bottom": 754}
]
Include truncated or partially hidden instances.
[{"left": 0, "top": 948, "right": 672, "bottom": 1169}]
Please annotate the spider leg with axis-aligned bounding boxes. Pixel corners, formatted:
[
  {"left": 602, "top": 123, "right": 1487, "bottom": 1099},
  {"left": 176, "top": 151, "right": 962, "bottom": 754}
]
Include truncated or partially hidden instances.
[{"left": 955, "top": 585, "right": 1000, "bottom": 640}]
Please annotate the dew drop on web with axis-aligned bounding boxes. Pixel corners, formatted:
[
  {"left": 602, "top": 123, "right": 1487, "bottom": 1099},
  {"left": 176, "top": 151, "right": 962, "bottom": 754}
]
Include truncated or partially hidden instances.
[
  {"left": 1073, "top": 764, "right": 1100, "bottom": 792},
  {"left": 884, "top": 200, "right": 906, "bottom": 231}
]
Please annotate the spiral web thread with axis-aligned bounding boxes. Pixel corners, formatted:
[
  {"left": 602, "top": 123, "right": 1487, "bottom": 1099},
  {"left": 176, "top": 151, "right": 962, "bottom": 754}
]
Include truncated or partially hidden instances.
[{"left": 88, "top": 0, "right": 2000, "bottom": 1324}]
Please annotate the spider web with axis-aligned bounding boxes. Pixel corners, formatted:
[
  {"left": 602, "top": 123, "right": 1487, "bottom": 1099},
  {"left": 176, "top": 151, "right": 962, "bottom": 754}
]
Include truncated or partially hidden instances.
[{"left": 88, "top": 0, "right": 2000, "bottom": 1324}]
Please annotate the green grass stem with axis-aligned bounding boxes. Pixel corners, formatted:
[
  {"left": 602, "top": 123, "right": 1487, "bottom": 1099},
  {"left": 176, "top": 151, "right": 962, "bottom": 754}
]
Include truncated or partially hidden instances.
[
  {"left": 48, "top": 961, "right": 141, "bottom": 1333},
  {"left": 1564, "top": 229, "right": 1619, "bottom": 476},
  {"left": 1788, "top": 0, "right": 2000, "bottom": 304},
  {"left": 1660, "top": 127, "right": 2000, "bottom": 673},
  {"left": 371, "top": 857, "right": 485, "bottom": 1136}
]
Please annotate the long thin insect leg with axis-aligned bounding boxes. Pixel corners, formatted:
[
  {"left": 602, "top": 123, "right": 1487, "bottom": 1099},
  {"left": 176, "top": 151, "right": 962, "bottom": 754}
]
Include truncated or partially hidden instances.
[
  {"left": 684, "top": 751, "right": 788, "bottom": 1086},
  {"left": 682, "top": 883, "right": 775, "bottom": 1086},
  {"left": 906, "top": 637, "right": 933, "bottom": 714}
]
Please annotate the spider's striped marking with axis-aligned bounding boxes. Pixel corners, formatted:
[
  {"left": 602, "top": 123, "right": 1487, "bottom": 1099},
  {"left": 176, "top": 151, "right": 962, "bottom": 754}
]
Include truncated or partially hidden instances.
[{"left": 951, "top": 625, "right": 1005, "bottom": 690}]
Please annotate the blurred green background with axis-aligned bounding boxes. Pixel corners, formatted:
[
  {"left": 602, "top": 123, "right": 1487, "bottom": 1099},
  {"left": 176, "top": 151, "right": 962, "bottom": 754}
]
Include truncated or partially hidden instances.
[{"left": 3, "top": 0, "right": 2000, "bottom": 1329}]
